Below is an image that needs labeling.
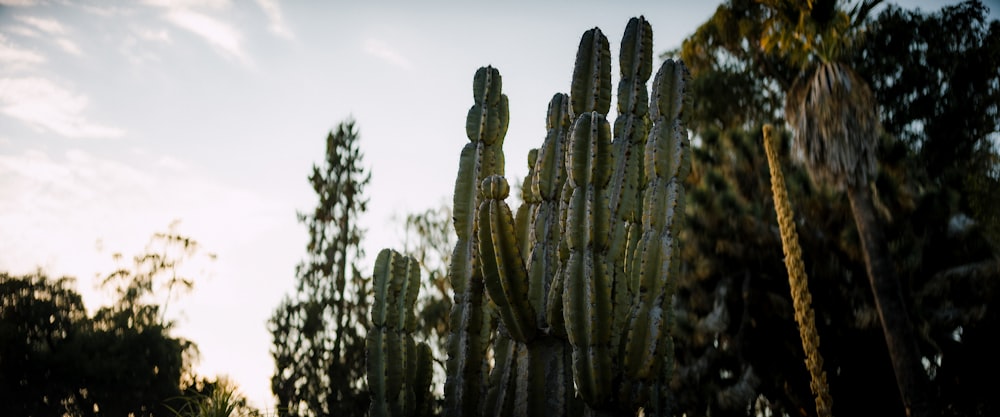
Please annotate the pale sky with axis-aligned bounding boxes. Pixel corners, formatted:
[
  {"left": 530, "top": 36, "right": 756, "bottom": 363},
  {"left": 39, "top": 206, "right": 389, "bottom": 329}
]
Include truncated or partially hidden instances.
[{"left": 1, "top": 0, "right": 993, "bottom": 412}]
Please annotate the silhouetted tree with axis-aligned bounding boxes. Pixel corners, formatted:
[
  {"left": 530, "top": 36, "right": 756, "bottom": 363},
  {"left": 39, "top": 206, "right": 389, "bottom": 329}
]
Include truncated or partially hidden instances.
[
  {"left": 270, "top": 119, "right": 372, "bottom": 417},
  {"left": 0, "top": 227, "right": 214, "bottom": 417}
]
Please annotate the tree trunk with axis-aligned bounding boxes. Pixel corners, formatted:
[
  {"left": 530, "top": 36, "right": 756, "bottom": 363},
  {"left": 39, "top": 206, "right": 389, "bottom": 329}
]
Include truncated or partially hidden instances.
[{"left": 847, "top": 185, "right": 932, "bottom": 417}]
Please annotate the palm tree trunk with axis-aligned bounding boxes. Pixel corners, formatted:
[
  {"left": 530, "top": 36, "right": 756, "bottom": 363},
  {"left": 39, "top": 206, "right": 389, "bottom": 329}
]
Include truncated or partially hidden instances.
[{"left": 847, "top": 184, "right": 931, "bottom": 417}]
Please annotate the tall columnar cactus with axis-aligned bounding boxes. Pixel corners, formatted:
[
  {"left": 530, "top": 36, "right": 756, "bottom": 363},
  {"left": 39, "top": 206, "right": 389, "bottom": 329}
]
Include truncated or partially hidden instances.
[
  {"left": 762, "top": 124, "right": 832, "bottom": 417},
  {"left": 367, "top": 249, "right": 433, "bottom": 417},
  {"left": 444, "top": 66, "right": 507, "bottom": 417},
  {"left": 369, "top": 16, "right": 690, "bottom": 417}
]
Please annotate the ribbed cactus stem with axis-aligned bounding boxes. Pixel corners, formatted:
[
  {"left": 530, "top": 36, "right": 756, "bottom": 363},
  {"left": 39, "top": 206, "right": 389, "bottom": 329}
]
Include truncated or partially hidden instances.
[
  {"left": 608, "top": 16, "right": 653, "bottom": 361},
  {"left": 562, "top": 111, "right": 615, "bottom": 406},
  {"left": 484, "top": 330, "right": 518, "bottom": 417},
  {"left": 762, "top": 124, "right": 833, "bottom": 417},
  {"left": 478, "top": 175, "right": 536, "bottom": 342},
  {"left": 517, "top": 149, "right": 540, "bottom": 264},
  {"left": 623, "top": 59, "right": 689, "bottom": 383},
  {"left": 413, "top": 342, "right": 435, "bottom": 417},
  {"left": 533, "top": 93, "right": 572, "bottom": 336},
  {"left": 570, "top": 28, "right": 612, "bottom": 118},
  {"left": 368, "top": 249, "right": 423, "bottom": 417},
  {"left": 445, "top": 65, "right": 509, "bottom": 417}
]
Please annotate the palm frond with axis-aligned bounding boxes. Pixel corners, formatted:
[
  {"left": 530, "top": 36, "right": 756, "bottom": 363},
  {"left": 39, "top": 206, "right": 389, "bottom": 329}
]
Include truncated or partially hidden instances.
[{"left": 785, "top": 61, "right": 879, "bottom": 190}]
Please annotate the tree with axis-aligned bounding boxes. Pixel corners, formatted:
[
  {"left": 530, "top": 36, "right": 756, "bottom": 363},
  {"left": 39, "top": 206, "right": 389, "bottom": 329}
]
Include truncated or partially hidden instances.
[
  {"left": 0, "top": 226, "right": 215, "bottom": 417},
  {"left": 671, "top": 1, "right": 999, "bottom": 416},
  {"left": 0, "top": 272, "right": 90, "bottom": 417},
  {"left": 767, "top": 1, "right": 931, "bottom": 415},
  {"left": 270, "top": 119, "right": 372, "bottom": 417}
]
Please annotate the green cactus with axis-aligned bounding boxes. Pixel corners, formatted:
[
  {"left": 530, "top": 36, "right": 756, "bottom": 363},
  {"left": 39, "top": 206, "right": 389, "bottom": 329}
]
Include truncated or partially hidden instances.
[
  {"left": 367, "top": 248, "right": 433, "bottom": 417},
  {"left": 479, "top": 175, "right": 537, "bottom": 343},
  {"left": 444, "top": 65, "right": 507, "bottom": 417},
  {"left": 366, "top": 16, "right": 690, "bottom": 417}
]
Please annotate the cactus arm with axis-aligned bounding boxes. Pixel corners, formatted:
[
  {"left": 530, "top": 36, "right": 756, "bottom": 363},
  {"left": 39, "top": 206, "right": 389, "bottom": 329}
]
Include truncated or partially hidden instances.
[
  {"left": 478, "top": 175, "right": 537, "bottom": 342},
  {"left": 368, "top": 249, "right": 423, "bottom": 417},
  {"left": 413, "top": 341, "right": 435, "bottom": 417},
  {"left": 367, "top": 328, "right": 391, "bottom": 417},
  {"left": 516, "top": 149, "right": 540, "bottom": 264},
  {"left": 445, "top": 141, "right": 489, "bottom": 417},
  {"left": 607, "top": 16, "right": 654, "bottom": 361},
  {"left": 561, "top": 111, "right": 615, "bottom": 406},
  {"left": 623, "top": 59, "right": 690, "bottom": 382},
  {"left": 368, "top": 249, "right": 402, "bottom": 417},
  {"left": 483, "top": 330, "right": 518, "bottom": 417},
  {"left": 570, "top": 28, "right": 612, "bottom": 118},
  {"left": 446, "top": 65, "right": 509, "bottom": 417},
  {"left": 531, "top": 93, "right": 572, "bottom": 335}
]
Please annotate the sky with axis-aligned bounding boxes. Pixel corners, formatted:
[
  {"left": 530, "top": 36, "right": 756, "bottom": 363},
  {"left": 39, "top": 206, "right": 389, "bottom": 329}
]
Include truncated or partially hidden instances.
[{"left": 1, "top": 0, "right": 996, "bottom": 412}]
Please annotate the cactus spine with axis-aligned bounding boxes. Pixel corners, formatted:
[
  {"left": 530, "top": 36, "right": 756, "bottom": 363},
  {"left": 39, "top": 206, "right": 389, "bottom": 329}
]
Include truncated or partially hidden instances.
[
  {"left": 368, "top": 16, "right": 690, "bottom": 417},
  {"left": 762, "top": 124, "right": 832, "bottom": 417}
]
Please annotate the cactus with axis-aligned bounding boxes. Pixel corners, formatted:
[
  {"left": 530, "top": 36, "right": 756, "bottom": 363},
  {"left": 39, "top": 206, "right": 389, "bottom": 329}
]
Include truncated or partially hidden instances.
[
  {"left": 367, "top": 248, "right": 433, "bottom": 417},
  {"left": 367, "top": 16, "right": 690, "bottom": 417},
  {"left": 443, "top": 65, "right": 507, "bottom": 417}
]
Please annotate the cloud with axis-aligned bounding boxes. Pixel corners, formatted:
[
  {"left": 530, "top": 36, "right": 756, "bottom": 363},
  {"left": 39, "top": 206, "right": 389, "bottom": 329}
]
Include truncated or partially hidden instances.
[
  {"left": 0, "top": 0, "right": 38, "bottom": 5},
  {"left": 14, "top": 15, "right": 85, "bottom": 56},
  {"left": 165, "top": 9, "right": 247, "bottom": 63},
  {"left": 0, "top": 77, "right": 125, "bottom": 138},
  {"left": 256, "top": 0, "right": 294, "bottom": 39},
  {"left": 144, "top": 0, "right": 250, "bottom": 65},
  {"left": 16, "top": 16, "right": 67, "bottom": 35},
  {"left": 54, "top": 38, "right": 83, "bottom": 56},
  {"left": 0, "top": 34, "right": 46, "bottom": 67},
  {"left": 3, "top": 25, "right": 41, "bottom": 38},
  {"left": 144, "top": 0, "right": 230, "bottom": 10},
  {"left": 136, "top": 28, "right": 172, "bottom": 43},
  {"left": 363, "top": 38, "right": 414, "bottom": 70}
]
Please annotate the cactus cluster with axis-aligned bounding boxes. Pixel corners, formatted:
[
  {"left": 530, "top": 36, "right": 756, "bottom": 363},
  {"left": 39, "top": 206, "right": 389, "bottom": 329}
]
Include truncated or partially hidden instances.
[{"left": 366, "top": 16, "right": 691, "bottom": 417}]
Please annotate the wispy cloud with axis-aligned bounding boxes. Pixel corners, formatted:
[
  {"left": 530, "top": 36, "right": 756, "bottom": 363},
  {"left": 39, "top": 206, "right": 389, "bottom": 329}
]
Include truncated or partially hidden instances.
[
  {"left": 15, "top": 15, "right": 85, "bottom": 56},
  {"left": 0, "top": 34, "right": 46, "bottom": 68},
  {"left": 16, "top": 16, "right": 67, "bottom": 35},
  {"left": 54, "top": 38, "right": 83, "bottom": 56},
  {"left": 144, "top": 0, "right": 231, "bottom": 10},
  {"left": 0, "top": 0, "right": 39, "bottom": 6},
  {"left": 165, "top": 9, "right": 246, "bottom": 63},
  {"left": 144, "top": 0, "right": 251, "bottom": 65},
  {"left": 120, "top": 27, "right": 172, "bottom": 64},
  {"left": 136, "top": 28, "right": 172, "bottom": 43},
  {"left": 0, "top": 77, "right": 125, "bottom": 138},
  {"left": 255, "top": 0, "right": 294, "bottom": 39},
  {"left": 363, "top": 38, "right": 414, "bottom": 70}
]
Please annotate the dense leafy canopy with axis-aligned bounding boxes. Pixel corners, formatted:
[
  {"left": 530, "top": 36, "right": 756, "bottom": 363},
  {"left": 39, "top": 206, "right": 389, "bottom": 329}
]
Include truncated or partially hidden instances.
[
  {"left": 0, "top": 229, "right": 233, "bottom": 417},
  {"left": 669, "top": 1, "right": 999, "bottom": 416}
]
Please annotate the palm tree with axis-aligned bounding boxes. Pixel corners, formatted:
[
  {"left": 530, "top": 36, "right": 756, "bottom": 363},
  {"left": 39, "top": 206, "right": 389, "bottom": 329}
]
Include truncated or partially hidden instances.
[{"left": 764, "top": 0, "right": 932, "bottom": 415}]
